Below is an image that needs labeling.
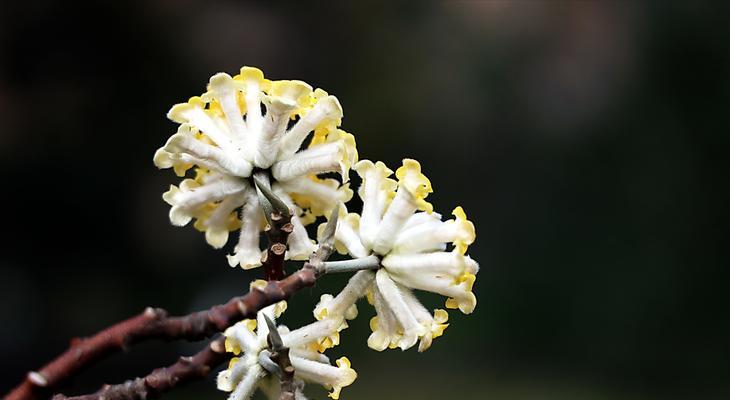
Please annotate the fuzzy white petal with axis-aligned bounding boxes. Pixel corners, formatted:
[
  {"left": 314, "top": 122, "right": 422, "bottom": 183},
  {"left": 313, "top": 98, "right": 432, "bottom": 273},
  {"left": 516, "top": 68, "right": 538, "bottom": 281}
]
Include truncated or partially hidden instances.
[
  {"left": 227, "top": 193, "right": 264, "bottom": 269},
  {"left": 165, "top": 131, "right": 252, "bottom": 177},
  {"left": 314, "top": 270, "right": 374, "bottom": 320},
  {"left": 281, "top": 318, "right": 342, "bottom": 349},
  {"left": 354, "top": 160, "right": 396, "bottom": 250},
  {"left": 271, "top": 142, "right": 347, "bottom": 182},
  {"left": 227, "top": 364, "right": 263, "bottom": 400},
  {"left": 374, "top": 269, "right": 425, "bottom": 350},
  {"left": 372, "top": 187, "right": 418, "bottom": 255},
  {"left": 278, "top": 95, "right": 343, "bottom": 159},
  {"left": 207, "top": 73, "right": 249, "bottom": 143},
  {"left": 290, "top": 356, "right": 355, "bottom": 400}
]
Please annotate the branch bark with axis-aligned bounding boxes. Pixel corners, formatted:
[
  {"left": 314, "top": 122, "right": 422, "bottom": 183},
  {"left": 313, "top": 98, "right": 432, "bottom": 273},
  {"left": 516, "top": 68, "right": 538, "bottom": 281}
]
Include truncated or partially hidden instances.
[
  {"left": 262, "top": 212, "right": 293, "bottom": 281},
  {"left": 50, "top": 337, "right": 229, "bottom": 400},
  {"left": 272, "top": 347, "right": 296, "bottom": 400},
  {"left": 6, "top": 266, "right": 321, "bottom": 400}
]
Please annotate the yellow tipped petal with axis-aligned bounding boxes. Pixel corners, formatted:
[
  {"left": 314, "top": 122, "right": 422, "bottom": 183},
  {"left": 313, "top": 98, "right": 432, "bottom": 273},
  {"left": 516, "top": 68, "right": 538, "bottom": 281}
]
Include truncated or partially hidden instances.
[
  {"left": 433, "top": 309, "right": 449, "bottom": 324},
  {"left": 167, "top": 97, "right": 199, "bottom": 123},
  {"left": 244, "top": 319, "right": 257, "bottom": 332},
  {"left": 224, "top": 338, "right": 241, "bottom": 355},
  {"left": 328, "top": 357, "right": 357, "bottom": 399},
  {"left": 369, "top": 316, "right": 379, "bottom": 332},
  {"left": 234, "top": 66, "right": 271, "bottom": 91},
  {"left": 395, "top": 159, "right": 433, "bottom": 212},
  {"left": 451, "top": 206, "right": 476, "bottom": 255},
  {"left": 268, "top": 80, "right": 313, "bottom": 115},
  {"left": 445, "top": 274, "right": 477, "bottom": 315}
]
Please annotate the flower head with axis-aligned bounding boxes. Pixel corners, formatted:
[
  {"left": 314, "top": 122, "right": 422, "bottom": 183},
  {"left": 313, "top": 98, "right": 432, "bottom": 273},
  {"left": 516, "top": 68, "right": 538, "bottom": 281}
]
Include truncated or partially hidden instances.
[
  {"left": 154, "top": 67, "right": 357, "bottom": 268},
  {"left": 318, "top": 159, "right": 478, "bottom": 352},
  {"left": 218, "top": 280, "right": 357, "bottom": 400}
]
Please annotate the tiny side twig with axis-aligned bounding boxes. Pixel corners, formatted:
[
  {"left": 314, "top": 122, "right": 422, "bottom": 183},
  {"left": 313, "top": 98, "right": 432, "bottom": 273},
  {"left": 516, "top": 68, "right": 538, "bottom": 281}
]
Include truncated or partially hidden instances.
[
  {"left": 273, "top": 347, "right": 296, "bottom": 400},
  {"left": 263, "top": 315, "right": 296, "bottom": 400},
  {"left": 51, "top": 337, "right": 229, "bottom": 400}
]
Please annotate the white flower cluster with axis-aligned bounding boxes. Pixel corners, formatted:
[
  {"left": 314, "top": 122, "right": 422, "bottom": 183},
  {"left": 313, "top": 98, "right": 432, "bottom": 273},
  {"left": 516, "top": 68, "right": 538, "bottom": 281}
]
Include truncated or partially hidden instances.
[
  {"left": 154, "top": 67, "right": 479, "bottom": 399},
  {"left": 154, "top": 67, "right": 356, "bottom": 268},
  {"left": 217, "top": 281, "right": 356, "bottom": 400}
]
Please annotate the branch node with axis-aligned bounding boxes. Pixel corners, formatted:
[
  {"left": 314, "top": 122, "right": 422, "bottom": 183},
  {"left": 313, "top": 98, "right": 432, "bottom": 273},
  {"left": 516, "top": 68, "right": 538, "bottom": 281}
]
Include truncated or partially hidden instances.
[
  {"left": 27, "top": 372, "right": 48, "bottom": 387},
  {"left": 209, "top": 340, "right": 225, "bottom": 354},
  {"left": 270, "top": 243, "right": 287, "bottom": 256},
  {"left": 263, "top": 281, "right": 286, "bottom": 301},
  {"left": 235, "top": 300, "right": 248, "bottom": 316}
]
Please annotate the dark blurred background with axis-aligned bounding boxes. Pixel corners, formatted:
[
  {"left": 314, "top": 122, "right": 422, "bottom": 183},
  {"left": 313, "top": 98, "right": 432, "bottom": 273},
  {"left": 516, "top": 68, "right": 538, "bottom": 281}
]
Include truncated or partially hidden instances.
[{"left": 1, "top": 1, "right": 729, "bottom": 399}]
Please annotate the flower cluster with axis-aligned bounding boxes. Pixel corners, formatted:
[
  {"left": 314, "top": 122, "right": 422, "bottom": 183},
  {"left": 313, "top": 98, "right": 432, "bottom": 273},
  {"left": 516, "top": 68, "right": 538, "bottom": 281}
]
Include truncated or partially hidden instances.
[
  {"left": 217, "top": 281, "right": 357, "bottom": 400},
  {"left": 155, "top": 67, "right": 479, "bottom": 398},
  {"left": 316, "top": 159, "right": 477, "bottom": 352},
  {"left": 154, "top": 67, "right": 356, "bottom": 268}
]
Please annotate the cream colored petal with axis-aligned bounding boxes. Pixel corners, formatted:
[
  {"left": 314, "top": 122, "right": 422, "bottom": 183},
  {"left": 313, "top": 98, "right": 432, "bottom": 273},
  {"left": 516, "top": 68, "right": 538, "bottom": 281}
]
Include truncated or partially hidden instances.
[
  {"left": 207, "top": 73, "right": 249, "bottom": 142},
  {"left": 254, "top": 95, "right": 297, "bottom": 168},
  {"left": 278, "top": 176, "right": 352, "bottom": 218},
  {"left": 164, "top": 130, "right": 252, "bottom": 177},
  {"left": 278, "top": 95, "right": 343, "bottom": 159},
  {"left": 271, "top": 141, "right": 347, "bottom": 182},
  {"left": 281, "top": 318, "right": 343, "bottom": 350},
  {"left": 201, "top": 193, "right": 247, "bottom": 249},
  {"left": 225, "top": 319, "right": 260, "bottom": 355},
  {"left": 391, "top": 218, "right": 447, "bottom": 254},
  {"left": 168, "top": 100, "right": 239, "bottom": 156},
  {"left": 238, "top": 67, "right": 266, "bottom": 135},
  {"left": 382, "top": 251, "right": 478, "bottom": 278},
  {"left": 314, "top": 270, "right": 374, "bottom": 321},
  {"left": 388, "top": 267, "right": 478, "bottom": 314},
  {"left": 395, "top": 159, "right": 433, "bottom": 213},
  {"left": 371, "top": 187, "right": 418, "bottom": 255},
  {"left": 398, "top": 288, "right": 449, "bottom": 352},
  {"left": 401, "top": 211, "right": 442, "bottom": 231},
  {"left": 290, "top": 355, "right": 356, "bottom": 400},
  {"left": 353, "top": 160, "right": 396, "bottom": 250},
  {"left": 290, "top": 348, "right": 331, "bottom": 364},
  {"left": 368, "top": 283, "right": 399, "bottom": 351},
  {"left": 330, "top": 213, "right": 370, "bottom": 258},
  {"left": 374, "top": 269, "right": 425, "bottom": 350},
  {"left": 217, "top": 356, "right": 253, "bottom": 392},
  {"left": 227, "top": 364, "right": 264, "bottom": 400},
  {"left": 227, "top": 193, "right": 264, "bottom": 269}
]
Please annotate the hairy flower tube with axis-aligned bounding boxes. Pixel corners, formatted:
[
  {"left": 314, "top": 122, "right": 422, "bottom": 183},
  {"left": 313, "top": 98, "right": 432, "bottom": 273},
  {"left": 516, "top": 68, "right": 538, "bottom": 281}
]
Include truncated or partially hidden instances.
[
  {"left": 154, "top": 67, "right": 357, "bottom": 268},
  {"left": 317, "top": 159, "right": 478, "bottom": 352},
  {"left": 217, "top": 280, "right": 357, "bottom": 400}
]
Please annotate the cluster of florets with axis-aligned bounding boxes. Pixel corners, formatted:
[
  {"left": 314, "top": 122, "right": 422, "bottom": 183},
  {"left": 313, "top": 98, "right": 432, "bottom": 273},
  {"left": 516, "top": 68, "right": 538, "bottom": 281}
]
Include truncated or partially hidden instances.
[{"left": 154, "top": 67, "right": 478, "bottom": 399}]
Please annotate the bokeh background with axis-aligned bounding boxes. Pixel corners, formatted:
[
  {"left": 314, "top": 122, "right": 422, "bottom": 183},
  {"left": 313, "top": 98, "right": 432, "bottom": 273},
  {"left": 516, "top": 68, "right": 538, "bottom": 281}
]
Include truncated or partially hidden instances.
[{"left": 1, "top": 1, "right": 728, "bottom": 399}]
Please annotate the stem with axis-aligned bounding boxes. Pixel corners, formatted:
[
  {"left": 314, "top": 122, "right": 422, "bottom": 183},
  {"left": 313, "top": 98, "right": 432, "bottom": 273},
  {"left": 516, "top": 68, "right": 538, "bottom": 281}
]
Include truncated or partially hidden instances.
[
  {"left": 253, "top": 170, "right": 293, "bottom": 281},
  {"left": 321, "top": 255, "right": 381, "bottom": 274},
  {"left": 6, "top": 185, "right": 340, "bottom": 400},
  {"left": 51, "top": 337, "right": 229, "bottom": 400},
  {"left": 6, "top": 266, "right": 320, "bottom": 400},
  {"left": 262, "top": 212, "right": 293, "bottom": 281}
]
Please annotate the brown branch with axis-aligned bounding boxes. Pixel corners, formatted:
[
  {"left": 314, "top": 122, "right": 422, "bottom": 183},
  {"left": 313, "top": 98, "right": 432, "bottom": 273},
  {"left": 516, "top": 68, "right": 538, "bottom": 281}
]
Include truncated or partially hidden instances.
[
  {"left": 262, "top": 211, "right": 293, "bottom": 281},
  {"left": 6, "top": 265, "right": 322, "bottom": 400},
  {"left": 50, "top": 337, "right": 229, "bottom": 400},
  {"left": 7, "top": 205, "right": 338, "bottom": 400},
  {"left": 271, "top": 347, "right": 296, "bottom": 400}
]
